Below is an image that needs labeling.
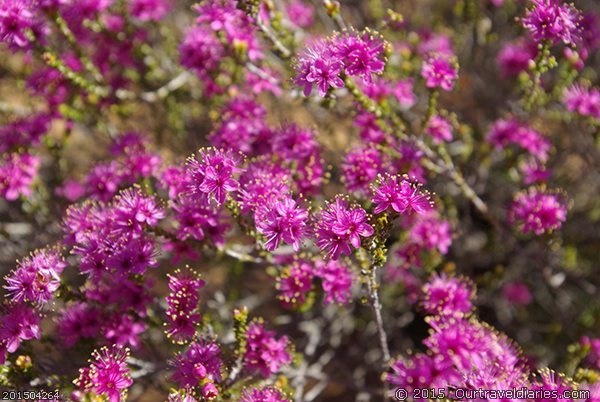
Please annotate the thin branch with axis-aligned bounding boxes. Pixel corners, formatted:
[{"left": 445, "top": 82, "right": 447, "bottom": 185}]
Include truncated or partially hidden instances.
[
  {"left": 116, "top": 71, "right": 191, "bottom": 102},
  {"left": 245, "top": 62, "right": 280, "bottom": 86},
  {"left": 222, "top": 247, "right": 264, "bottom": 264},
  {"left": 343, "top": 76, "right": 491, "bottom": 219},
  {"left": 366, "top": 265, "right": 391, "bottom": 365},
  {"left": 256, "top": 16, "right": 292, "bottom": 58}
]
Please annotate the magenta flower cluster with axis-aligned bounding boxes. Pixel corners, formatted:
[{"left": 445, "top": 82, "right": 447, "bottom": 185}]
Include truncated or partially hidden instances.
[
  {"left": 75, "top": 346, "right": 132, "bottom": 402},
  {"left": 521, "top": 0, "right": 582, "bottom": 45},
  {"left": 295, "top": 32, "right": 386, "bottom": 96},
  {"left": 372, "top": 174, "right": 434, "bottom": 215},
  {"left": 0, "top": 0, "right": 598, "bottom": 400},
  {"left": 315, "top": 197, "right": 374, "bottom": 259},
  {"left": 509, "top": 187, "right": 568, "bottom": 235}
]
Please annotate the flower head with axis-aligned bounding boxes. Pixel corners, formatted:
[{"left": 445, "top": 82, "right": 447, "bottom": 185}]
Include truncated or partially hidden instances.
[
  {"left": 425, "top": 115, "right": 453, "bottom": 144},
  {"left": 409, "top": 212, "right": 452, "bottom": 254},
  {"left": 4, "top": 248, "right": 66, "bottom": 305},
  {"left": 56, "top": 302, "right": 101, "bottom": 347},
  {"left": 295, "top": 41, "right": 344, "bottom": 97},
  {"left": 563, "top": 84, "right": 600, "bottom": 118},
  {"left": 241, "top": 387, "right": 291, "bottom": 402},
  {"left": 104, "top": 314, "right": 146, "bottom": 350},
  {"left": 186, "top": 148, "right": 241, "bottom": 204},
  {"left": 502, "top": 282, "right": 533, "bottom": 306},
  {"left": 0, "top": 153, "right": 40, "bottom": 201},
  {"left": 315, "top": 197, "right": 374, "bottom": 259},
  {"left": 165, "top": 269, "right": 205, "bottom": 343},
  {"left": 497, "top": 40, "right": 538, "bottom": 77},
  {"left": 255, "top": 196, "right": 308, "bottom": 252},
  {"left": 129, "top": 0, "right": 170, "bottom": 21},
  {"left": 276, "top": 261, "right": 314, "bottom": 308},
  {"left": 245, "top": 322, "right": 292, "bottom": 377},
  {"left": 315, "top": 260, "right": 353, "bottom": 304},
  {"left": 372, "top": 175, "right": 434, "bottom": 215},
  {"left": 179, "top": 26, "right": 225, "bottom": 78},
  {"left": 342, "top": 146, "right": 384, "bottom": 195},
  {"left": 421, "top": 273, "right": 475, "bottom": 317},
  {"left": 421, "top": 55, "right": 458, "bottom": 91},
  {"left": 76, "top": 346, "right": 132, "bottom": 402},
  {"left": 333, "top": 32, "right": 386, "bottom": 81},
  {"left": 486, "top": 119, "right": 550, "bottom": 161},
  {"left": 580, "top": 336, "right": 600, "bottom": 371},
  {"left": 171, "top": 340, "right": 222, "bottom": 387},
  {"left": 0, "top": 304, "right": 40, "bottom": 355},
  {"left": 522, "top": 0, "right": 582, "bottom": 45},
  {"left": 0, "top": 0, "right": 36, "bottom": 48},
  {"left": 386, "top": 353, "right": 458, "bottom": 395},
  {"left": 509, "top": 187, "right": 567, "bottom": 235},
  {"left": 111, "top": 187, "right": 165, "bottom": 237},
  {"left": 393, "top": 78, "right": 417, "bottom": 108}
]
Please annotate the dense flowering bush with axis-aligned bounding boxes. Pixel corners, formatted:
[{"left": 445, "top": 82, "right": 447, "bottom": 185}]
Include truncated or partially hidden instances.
[{"left": 0, "top": 0, "right": 599, "bottom": 401}]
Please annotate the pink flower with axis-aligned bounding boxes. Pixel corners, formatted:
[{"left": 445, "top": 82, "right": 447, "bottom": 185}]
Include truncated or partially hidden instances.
[
  {"left": 333, "top": 32, "right": 386, "bottom": 81},
  {"left": 580, "top": 336, "right": 600, "bottom": 370},
  {"left": 241, "top": 386, "right": 290, "bottom": 402},
  {"left": 409, "top": 213, "right": 452, "bottom": 254},
  {"left": 522, "top": 0, "right": 582, "bottom": 45},
  {"left": 520, "top": 159, "right": 551, "bottom": 185},
  {"left": 179, "top": 26, "right": 225, "bottom": 78},
  {"left": 425, "top": 115, "right": 453, "bottom": 144},
  {"left": 286, "top": 0, "right": 314, "bottom": 28},
  {"left": 509, "top": 187, "right": 567, "bottom": 235},
  {"left": 486, "top": 119, "right": 550, "bottom": 161},
  {"left": 255, "top": 196, "right": 308, "bottom": 252},
  {"left": 104, "top": 314, "right": 146, "bottom": 349},
  {"left": 418, "top": 32, "right": 454, "bottom": 57},
  {"left": 245, "top": 322, "right": 291, "bottom": 377},
  {"left": 0, "top": 153, "right": 40, "bottom": 201},
  {"left": 129, "top": 0, "right": 170, "bottom": 21},
  {"left": 186, "top": 148, "right": 241, "bottom": 205},
  {"left": 421, "top": 55, "right": 458, "bottom": 91},
  {"left": 165, "top": 270, "right": 205, "bottom": 343},
  {"left": 299, "top": 55, "right": 344, "bottom": 97},
  {"left": 0, "top": 0, "right": 36, "bottom": 49},
  {"left": 372, "top": 174, "right": 434, "bottom": 215},
  {"left": 342, "top": 146, "right": 384, "bottom": 195},
  {"left": 393, "top": 78, "right": 417, "bottom": 108},
  {"left": 423, "top": 316, "right": 523, "bottom": 376},
  {"left": 315, "top": 260, "right": 353, "bottom": 304},
  {"left": 387, "top": 353, "right": 459, "bottom": 396},
  {"left": 4, "top": 248, "right": 66, "bottom": 305},
  {"left": 202, "top": 382, "right": 218, "bottom": 400},
  {"left": 56, "top": 302, "right": 101, "bottom": 347},
  {"left": 315, "top": 197, "right": 374, "bottom": 259},
  {"left": 502, "top": 282, "right": 533, "bottom": 306},
  {"left": 112, "top": 187, "right": 165, "bottom": 236},
  {"left": 497, "top": 40, "right": 538, "bottom": 77},
  {"left": 563, "top": 84, "right": 600, "bottom": 118},
  {"left": 76, "top": 346, "right": 132, "bottom": 402},
  {"left": 172, "top": 341, "right": 222, "bottom": 387},
  {"left": 421, "top": 273, "right": 474, "bottom": 316},
  {"left": 0, "top": 304, "right": 40, "bottom": 355},
  {"left": 276, "top": 261, "right": 314, "bottom": 308}
]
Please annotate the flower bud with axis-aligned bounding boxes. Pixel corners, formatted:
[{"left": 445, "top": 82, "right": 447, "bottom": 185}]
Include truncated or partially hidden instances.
[{"left": 202, "top": 382, "right": 219, "bottom": 400}]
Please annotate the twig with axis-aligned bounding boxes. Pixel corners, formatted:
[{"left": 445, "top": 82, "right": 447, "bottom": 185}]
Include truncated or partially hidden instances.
[
  {"left": 222, "top": 247, "right": 264, "bottom": 264},
  {"left": 116, "top": 71, "right": 191, "bottom": 102},
  {"left": 225, "top": 357, "right": 245, "bottom": 386},
  {"left": 366, "top": 265, "right": 391, "bottom": 365},
  {"left": 0, "top": 102, "right": 32, "bottom": 116},
  {"left": 245, "top": 62, "right": 280, "bottom": 86},
  {"left": 343, "top": 76, "right": 491, "bottom": 219},
  {"left": 256, "top": 17, "right": 292, "bottom": 58}
]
